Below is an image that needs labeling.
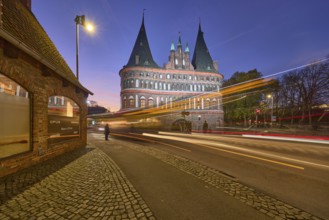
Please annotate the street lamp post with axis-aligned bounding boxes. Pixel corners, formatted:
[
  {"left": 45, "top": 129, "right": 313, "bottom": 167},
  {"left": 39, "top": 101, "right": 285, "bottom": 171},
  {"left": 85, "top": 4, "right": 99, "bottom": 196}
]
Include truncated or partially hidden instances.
[
  {"left": 75, "top": 15, "right": 94, "bottom": 80},
  {"left": 267, "top": 94, "right": 274, "bottom": 125}
]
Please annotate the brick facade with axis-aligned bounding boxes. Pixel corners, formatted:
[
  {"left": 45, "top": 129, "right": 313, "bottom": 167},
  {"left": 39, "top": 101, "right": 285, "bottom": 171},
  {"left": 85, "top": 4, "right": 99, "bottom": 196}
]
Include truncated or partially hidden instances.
[
  {"left": 0, "top": 39, "right": 88, "bottom": 177},
  {"left": 0, "top": 0, "right": 91, "bottom": 177}
]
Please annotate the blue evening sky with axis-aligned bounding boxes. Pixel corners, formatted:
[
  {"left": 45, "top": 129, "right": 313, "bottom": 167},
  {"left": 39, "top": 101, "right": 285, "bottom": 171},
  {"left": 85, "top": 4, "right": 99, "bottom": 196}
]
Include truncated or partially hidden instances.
[{"left": 33, "top": 0, "right": 329, "bottom": 111}]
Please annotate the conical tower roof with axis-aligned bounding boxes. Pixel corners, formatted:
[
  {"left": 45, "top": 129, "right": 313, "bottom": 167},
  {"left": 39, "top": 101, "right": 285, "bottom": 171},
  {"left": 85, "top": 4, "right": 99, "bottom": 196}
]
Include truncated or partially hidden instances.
[
  {"left": 126, "top": 15, "right": 158, "bottom": 68},
  {"left": 192, "top": 23, "right": 217, "bottom": 73}
]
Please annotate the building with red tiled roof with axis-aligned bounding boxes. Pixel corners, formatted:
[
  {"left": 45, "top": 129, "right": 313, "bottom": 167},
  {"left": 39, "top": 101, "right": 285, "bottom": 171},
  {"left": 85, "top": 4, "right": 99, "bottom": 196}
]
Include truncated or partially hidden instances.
[{"left": 0, "top": 0, "right": 92, "bottom": 177}]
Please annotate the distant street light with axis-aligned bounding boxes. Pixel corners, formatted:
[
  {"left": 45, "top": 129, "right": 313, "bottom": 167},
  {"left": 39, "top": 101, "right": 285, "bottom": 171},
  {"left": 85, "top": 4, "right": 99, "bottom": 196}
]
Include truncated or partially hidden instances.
[
  {"left": 75, "top": 15, "right": 95, "bottom": 80},
  {"left": 267, "top": 94, "right": 274, "bottom": 125}
]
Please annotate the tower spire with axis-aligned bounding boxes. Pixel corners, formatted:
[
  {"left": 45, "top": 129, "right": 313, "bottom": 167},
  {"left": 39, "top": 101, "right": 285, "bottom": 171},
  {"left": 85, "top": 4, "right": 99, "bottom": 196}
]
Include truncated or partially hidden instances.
[
  {"left": 126, "top": 13, "right": 158, "bottom": 68},
  {"left": 192, "top": 22, "right": 217, "bottom": 72},
  {"left": 142, "top": 9, "right": 145, "bottom": 24},
  {"left": 178, "top": 32, "right": 182, "bottom": 46}
]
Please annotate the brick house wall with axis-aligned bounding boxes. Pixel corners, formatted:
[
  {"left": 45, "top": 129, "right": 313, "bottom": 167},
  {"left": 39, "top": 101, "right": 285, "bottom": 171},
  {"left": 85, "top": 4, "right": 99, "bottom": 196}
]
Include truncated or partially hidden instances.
[
  {"left": 0, "top": 39, "right": 88, "bottom": 177},
  {"left": 0, "top": 0, "right": 91, "bottom": 177}
]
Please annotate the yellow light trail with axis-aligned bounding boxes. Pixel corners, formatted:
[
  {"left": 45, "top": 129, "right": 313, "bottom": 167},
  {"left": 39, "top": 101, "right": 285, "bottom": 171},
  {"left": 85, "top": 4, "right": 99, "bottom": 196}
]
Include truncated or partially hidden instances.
[
  {"left": 121, "top": 78, "right": 275, "bottom": 118},
  {"left": 111, "top": 133, "right": 191, "bottom": 152},
  {"left": 143, "top": 133, "right": 305, "bottom": 170},
  {"left": 196, "top": 143, "right": 304, "bottom": 170}
]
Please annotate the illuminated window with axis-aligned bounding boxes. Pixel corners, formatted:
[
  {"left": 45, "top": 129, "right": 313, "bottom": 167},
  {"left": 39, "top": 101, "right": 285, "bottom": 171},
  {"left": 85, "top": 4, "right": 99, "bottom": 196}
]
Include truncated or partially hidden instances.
[
  {"left": 212, "top": 98, "right": 217, "bottom": 109},
  {"left": 0, "top": 73, "right": 30, "bottom": 158},
  {"left": 196, "top": 99, "right": 201, "bottom": 109},
  {"left": 48, "top": 96, "right": 80, "bottom": 145},
  {"left": 148, "top": 98, "right": 154, "bottom": 108},
  {"left": 129, "top": 97, "right": 134, "bottom": 108},
  {"left": 140, "top": 97, "right": 146, "bottom": 108},
  {"left": 123, "top": 96, "right": 127, "bottom": 108},
  {"left": 205, "top": 99, "right": 210, "bottom": 109}
]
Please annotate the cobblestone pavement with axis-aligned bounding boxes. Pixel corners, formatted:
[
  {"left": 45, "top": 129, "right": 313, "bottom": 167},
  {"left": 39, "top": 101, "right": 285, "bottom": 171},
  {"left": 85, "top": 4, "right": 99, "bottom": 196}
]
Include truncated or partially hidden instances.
[
  {"left": 0, "top": 148, "right": 92, "bottom": 205},
  {"left": 120, "top": 139, "right": 323, "bottom": 220},
  {"left": 0, "top": 146, "right": 155, "bottom": 220}
]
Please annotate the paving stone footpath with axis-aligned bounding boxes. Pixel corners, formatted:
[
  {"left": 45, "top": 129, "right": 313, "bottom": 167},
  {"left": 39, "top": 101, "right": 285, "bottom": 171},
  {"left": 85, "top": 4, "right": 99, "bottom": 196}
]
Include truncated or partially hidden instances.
[{"left": 0, "top": 146, "right": 155, "bottom": 220}]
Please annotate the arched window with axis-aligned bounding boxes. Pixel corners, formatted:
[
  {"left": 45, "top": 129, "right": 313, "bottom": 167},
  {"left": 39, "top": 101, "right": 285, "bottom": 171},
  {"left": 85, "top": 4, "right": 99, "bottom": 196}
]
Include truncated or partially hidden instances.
[
  {"left": 205, "top": 98, "right": 210, "bottom": 109},
  {"left": 167, "top": 83, "right": 171, "bottom": 90},
  {"left": 155, "top": 82, "right": 158, "bottom": 90},
  {"left": 140, "top": 96, "right": 146, "bottom": 108},
  {"left": 196, "top": 99, "right": 201, "bottom": 109},
  {"left": 212, "top": 98, "right": 217, "bottom": 109},
  {"left": 123, "top": 96, "right": 127, "bottom": 109},
  {"left": 148, "top": 98, "right": 154, "bottom": 108},
  {"left": 0, "top": 73, "right": 30, "bottom": 158},
  {"left": 136, "top": 79, "right": 139, "bottom": 88},
  {"left": 163, "top": 83, "right": 166, "bottom": 90},
  {"left": 48, "top": 96, "right": 80, "bottom": 145},
  {"left": 129, "top": 96, "right": 134, "bottom": 108}
]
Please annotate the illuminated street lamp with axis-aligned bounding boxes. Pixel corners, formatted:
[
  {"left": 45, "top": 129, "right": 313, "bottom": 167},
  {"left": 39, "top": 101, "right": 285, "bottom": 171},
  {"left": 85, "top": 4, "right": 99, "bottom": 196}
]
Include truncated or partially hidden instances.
[
  {"left": 75, "top": 15, "right": 94, "bottom": 80},
  {"left": 267, "top": 94, "right": 274, "bottom": 125}
]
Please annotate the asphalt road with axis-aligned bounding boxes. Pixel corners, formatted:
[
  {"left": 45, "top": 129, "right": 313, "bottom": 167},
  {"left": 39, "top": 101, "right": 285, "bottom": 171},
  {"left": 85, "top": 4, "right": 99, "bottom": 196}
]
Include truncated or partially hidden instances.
[{"left": 92, "top": 130, "right": 329, "bottom": 220}]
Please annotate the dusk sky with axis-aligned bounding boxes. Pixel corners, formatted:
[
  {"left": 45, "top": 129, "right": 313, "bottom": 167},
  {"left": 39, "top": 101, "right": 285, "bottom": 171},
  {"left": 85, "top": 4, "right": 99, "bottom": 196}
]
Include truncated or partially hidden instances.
[{"left": 33, "top": 0, "right": 329, "bottom": 112}]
